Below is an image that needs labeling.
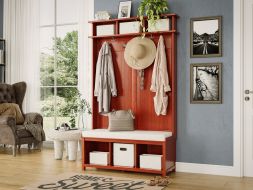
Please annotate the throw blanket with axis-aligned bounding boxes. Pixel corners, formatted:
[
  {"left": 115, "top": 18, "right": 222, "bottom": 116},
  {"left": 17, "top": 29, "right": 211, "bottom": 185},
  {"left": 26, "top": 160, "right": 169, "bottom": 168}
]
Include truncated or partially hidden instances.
[
  {"left": 24, "top": 124, "right": 45, "bottom": 142},
  {"left": 24, "top": 115, "right": 45, "bottom": 142},
  {"left": 0, "top": 103, "right": 24, "bottom": 124}
]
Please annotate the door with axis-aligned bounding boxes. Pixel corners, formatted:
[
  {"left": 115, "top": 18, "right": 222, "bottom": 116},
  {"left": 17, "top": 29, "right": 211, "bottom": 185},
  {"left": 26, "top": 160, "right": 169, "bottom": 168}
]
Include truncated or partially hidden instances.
[{"left": 244, "top": 0, "right": 253, "bottom": 177}]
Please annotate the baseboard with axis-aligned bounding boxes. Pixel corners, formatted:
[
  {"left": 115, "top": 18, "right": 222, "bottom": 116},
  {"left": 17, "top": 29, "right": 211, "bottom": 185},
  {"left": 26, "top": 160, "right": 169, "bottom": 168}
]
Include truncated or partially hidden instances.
[
  {"left": 176, "top": 162, "right": 240, "bottom": 177},
  {"left": 42, "top": 141, "right": 54, "bottom": 149}
]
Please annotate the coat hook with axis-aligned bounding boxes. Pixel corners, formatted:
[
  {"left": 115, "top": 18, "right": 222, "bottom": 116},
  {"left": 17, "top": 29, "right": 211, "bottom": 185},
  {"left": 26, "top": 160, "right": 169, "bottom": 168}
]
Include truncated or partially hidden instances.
[
  {"left": 122, "top": 44, "right": 126, "bottom": 48},
  {"left": 111, "top": 36, "right": 116, "bottom": 42}
]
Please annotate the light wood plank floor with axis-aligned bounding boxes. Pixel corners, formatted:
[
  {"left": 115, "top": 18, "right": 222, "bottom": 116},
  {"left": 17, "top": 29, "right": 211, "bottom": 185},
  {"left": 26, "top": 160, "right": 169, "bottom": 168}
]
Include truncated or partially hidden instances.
[{"left": 0, "top": 147, "right": 252, "bottom": 190}]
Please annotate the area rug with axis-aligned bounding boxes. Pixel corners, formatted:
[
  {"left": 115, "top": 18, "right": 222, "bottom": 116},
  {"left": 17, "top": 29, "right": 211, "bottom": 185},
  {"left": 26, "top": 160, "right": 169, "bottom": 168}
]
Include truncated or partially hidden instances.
[{"left": 21, "top": 173, "right": 165, "bottom": 190}]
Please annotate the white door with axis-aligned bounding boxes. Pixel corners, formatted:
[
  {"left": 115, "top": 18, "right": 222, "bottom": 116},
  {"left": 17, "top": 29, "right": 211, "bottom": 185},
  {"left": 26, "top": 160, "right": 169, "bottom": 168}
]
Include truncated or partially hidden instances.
[{"left": 244, "top": 0, "right": 253, "bottom": 177}]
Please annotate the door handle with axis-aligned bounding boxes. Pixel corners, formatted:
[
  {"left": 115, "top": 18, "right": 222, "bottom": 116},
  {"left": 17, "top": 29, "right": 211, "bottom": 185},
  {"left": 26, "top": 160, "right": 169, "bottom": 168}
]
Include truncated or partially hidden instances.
[{"left": 245, "top": 90, "right": 253, "bottom": 94}]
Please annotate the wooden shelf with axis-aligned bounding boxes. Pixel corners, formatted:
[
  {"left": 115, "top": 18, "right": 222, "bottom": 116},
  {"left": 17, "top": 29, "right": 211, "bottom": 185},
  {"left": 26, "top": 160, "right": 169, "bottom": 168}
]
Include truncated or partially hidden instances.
[
  {"left": 89, "top": 30, "right": 176, "bottom": 39},
  {"left": 89, "top": 13, "right": 177, "bottom": 38},
  {"left": 0, "top": 40, "right": 6, "bottom": 83},
  {"left": 82, "top": 137, "right": 175, "bottom": 176},
  {"left": 84, "top": 164, "right": 162, "bottom": 174},
  {"left": 89, "top": 13, "right": 177, "bottom": 24}
]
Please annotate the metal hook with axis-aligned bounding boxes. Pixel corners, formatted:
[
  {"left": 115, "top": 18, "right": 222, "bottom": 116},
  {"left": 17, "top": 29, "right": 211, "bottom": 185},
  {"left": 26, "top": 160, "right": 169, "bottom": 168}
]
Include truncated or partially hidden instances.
[{"left": 111, "top": 36, "right": 116, "bottom": 42}]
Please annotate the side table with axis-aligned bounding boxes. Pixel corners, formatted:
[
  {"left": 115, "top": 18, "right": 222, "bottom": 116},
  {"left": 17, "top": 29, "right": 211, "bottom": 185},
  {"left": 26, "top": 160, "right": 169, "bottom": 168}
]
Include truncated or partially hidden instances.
[{"left": 47, "top": 129, "right": 82, "bottom": 161}]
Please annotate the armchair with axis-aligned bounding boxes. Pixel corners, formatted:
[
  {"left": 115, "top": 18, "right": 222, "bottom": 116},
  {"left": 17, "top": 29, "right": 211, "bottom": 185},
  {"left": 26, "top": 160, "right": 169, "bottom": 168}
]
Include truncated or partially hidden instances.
[{"left": 0, "top": 82, "right": 44, "bottom": 156}]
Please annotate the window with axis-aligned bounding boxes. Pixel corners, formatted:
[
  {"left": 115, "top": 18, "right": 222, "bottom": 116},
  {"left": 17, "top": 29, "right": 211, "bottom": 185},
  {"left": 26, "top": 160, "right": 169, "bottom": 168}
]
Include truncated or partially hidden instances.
[{"left": 40, "top": 0, "right": 79, "bottom": 135}]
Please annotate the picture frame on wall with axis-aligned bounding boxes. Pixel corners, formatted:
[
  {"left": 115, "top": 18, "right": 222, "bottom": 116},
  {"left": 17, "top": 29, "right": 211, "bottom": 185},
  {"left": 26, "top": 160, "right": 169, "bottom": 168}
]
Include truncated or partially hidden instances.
[
  {"left": 118, "top": 1, "right": 132, "bottom": 18},
  {"left": 190, "top": 63, "right": 222, "bottom": 104},
  {"left": 190, "top": 16, "right": 222, "bottom": 58}
]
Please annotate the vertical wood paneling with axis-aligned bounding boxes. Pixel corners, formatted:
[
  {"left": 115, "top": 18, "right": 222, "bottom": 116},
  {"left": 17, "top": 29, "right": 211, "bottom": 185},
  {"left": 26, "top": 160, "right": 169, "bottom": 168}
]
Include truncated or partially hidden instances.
[{"left": 91, "top": 15, "right": 177, "bottom": 136}]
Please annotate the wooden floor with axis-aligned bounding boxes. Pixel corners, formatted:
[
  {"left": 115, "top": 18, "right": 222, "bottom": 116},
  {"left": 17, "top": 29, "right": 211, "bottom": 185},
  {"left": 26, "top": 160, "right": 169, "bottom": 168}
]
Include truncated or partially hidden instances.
[{"left": 0, "top": 147, "right": 252, "bottom": 190}]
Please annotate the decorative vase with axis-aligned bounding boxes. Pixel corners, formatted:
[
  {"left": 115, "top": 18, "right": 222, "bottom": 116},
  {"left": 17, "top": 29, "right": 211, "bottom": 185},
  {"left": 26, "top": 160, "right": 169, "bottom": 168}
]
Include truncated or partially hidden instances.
[{"left": 78, "top": 111, "right": 86, "bottom": 130}]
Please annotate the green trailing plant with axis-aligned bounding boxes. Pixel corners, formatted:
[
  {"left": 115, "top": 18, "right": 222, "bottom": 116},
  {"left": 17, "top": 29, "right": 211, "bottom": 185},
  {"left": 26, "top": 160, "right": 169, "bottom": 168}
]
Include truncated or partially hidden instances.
[
  {"left": 138, "top": 0, "right": 169, "bottom": 33},
  {"left": 69, "top": 91, "right": 92, "bottom": 128}
]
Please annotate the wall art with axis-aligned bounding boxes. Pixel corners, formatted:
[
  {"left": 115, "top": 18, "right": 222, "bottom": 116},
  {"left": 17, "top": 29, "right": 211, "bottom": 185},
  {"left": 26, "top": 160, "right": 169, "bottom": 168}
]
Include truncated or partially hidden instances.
[
  {"left": 118, "top": 1, "right": 132, "bottom": 18},
  {"left": 190, "top": 63, "right": 222, "bottom": 104},
  {"left": 190, "top": 16, "right": 222, "bottom": 58}
]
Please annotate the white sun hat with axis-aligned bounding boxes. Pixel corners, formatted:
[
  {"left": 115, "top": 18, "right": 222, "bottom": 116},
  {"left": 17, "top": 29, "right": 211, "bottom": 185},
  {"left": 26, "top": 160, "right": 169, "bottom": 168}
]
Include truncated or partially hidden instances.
[{"left": 124, "top": 37, "right": 156, "bottom": 70}]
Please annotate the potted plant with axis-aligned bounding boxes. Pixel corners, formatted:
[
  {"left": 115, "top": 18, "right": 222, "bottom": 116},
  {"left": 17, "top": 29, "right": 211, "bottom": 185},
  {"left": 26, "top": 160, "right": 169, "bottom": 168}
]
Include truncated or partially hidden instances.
[
  {"left": 138, "top": 0, "right": 169, "bottom": 33},
  {"left": 69, "top": 91, "right": 92, "bottom": 129}
]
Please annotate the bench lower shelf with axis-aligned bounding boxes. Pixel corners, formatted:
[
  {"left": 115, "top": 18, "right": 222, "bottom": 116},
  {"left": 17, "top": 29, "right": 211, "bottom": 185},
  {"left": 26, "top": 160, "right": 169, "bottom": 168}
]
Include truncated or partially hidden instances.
[
  {"left": 83, "top": 164, "right": 163, "bottom": 174},
  {"left": 82, "top": 137, "right": 176, "bottom": 176}
]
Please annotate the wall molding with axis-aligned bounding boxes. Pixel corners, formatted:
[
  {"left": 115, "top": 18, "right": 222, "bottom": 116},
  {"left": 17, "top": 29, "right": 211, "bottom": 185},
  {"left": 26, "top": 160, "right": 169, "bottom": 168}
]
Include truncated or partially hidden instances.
[
  {"left": 233, "top": 0, "right": 244, "bottom": 177},
  {"left": 176, "top": 162, "right": 239, "bottom": 177}
]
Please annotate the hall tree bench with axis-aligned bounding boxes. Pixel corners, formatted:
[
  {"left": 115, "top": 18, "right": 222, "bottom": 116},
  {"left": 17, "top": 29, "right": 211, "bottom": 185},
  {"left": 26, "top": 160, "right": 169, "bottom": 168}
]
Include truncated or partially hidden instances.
[
  {"left": 82, "top": 14, "right": 177, "bottom": 176},
  {"left": 82, "top": 129, "right": 176, "bottom": 176}
]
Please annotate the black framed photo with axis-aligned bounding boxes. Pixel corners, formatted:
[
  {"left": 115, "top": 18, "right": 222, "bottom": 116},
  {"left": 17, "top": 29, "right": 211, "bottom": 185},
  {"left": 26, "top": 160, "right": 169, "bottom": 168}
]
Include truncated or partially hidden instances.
[
  {"left": 190, "top": 16, "right": 222, "bottom": 58},
  {"left": 190, "top": 63, "right": 222, "bottom": 104},
  {"left": 118, "top": 1, "right": 132, "bottom": 18}
]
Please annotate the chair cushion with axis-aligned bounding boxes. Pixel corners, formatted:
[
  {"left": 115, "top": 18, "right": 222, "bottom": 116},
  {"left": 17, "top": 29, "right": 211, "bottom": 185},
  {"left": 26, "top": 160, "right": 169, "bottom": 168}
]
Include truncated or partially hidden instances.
[{"left": 16, "top": 125, "right": 33, "bottom": 138}]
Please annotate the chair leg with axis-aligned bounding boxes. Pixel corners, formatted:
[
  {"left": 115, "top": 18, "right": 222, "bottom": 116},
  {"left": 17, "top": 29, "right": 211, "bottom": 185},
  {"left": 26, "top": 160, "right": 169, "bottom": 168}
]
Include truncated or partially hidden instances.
[
  {"left": 18, "top": 145, "right": 21, "bottom": 150},
  {"left": 28, "top": 143, "right": 32, "bottom": 150},
  {"left": 12, "top": 145, "right": 16, "bottom": 157}
]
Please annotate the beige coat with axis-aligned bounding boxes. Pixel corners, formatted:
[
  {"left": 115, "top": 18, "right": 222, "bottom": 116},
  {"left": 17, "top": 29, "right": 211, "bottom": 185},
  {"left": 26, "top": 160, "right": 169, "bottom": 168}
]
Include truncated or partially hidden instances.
[
  {"left": 94, "top": 42, "right": 117, "bottom": 114},
  {"left": 150, "top": 35, "right": 171, "bottom": 116}
]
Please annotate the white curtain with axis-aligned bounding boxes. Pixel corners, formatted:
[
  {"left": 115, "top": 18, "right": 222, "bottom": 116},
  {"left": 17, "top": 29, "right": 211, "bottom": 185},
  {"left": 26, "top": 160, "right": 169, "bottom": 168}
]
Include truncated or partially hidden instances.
[
  {"left": 78, "top": 0, "right": 94, "bottom": 129},
  {"left": 3, "top": 0, "right": 94, "bottom": 120},
  {"left": 4, "top": 0, "right": 40, "bottom": 113}
]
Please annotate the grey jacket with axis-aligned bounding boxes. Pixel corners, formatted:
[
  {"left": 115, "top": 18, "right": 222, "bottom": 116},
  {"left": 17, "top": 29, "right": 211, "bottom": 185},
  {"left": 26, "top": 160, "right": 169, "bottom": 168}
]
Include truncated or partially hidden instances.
[{"left": 94, "top": 42, "right": 117, "bottom": 114}]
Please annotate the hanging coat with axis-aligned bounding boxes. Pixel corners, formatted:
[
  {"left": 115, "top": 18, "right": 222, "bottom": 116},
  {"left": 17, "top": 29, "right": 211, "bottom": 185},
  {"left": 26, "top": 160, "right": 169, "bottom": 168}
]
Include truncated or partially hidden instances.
[
  {"left": 94, "top": 42, "right": 117, "bottom": 114},
  {"left": 150, "top": 35, "right": 171, "bottom": 116}
]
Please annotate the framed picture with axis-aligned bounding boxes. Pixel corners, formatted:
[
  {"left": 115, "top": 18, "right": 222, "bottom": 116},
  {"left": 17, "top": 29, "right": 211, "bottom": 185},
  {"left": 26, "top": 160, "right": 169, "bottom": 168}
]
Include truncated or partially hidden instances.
[
  {"left": 190, "top": 63, "right": 222, "bottom": 104},
  {"left": 190, "top": 16, "right": 222, "bottom": 58},
  {"left": 118, "top": 1, "right": 132, "bottom": 18}
]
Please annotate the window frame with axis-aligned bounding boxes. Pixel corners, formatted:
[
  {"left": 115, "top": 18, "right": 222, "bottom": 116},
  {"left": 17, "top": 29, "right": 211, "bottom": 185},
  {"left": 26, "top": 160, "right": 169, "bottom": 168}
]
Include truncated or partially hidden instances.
[{"left": 40, "top": 0, "right": 79, "bottom": 130}]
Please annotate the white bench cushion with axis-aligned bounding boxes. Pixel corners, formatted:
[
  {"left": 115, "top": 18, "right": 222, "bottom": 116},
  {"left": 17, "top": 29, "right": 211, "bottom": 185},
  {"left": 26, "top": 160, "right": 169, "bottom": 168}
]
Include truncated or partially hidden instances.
[{"left": 82, "top": 129, "right": 172, "bottom": 141}]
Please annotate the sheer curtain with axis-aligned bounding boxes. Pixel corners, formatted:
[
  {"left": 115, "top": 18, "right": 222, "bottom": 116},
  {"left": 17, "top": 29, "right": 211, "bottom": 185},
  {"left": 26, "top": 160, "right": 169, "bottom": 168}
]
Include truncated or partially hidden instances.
[
  {"left": 78, "top": 0, "right": 94, "bottom": 129},
  {"left": 3, "top": 0, "right": 94, "bottom": 125},
  {"left": 4, "top": 0, "right": 40, "bottom": 113}
]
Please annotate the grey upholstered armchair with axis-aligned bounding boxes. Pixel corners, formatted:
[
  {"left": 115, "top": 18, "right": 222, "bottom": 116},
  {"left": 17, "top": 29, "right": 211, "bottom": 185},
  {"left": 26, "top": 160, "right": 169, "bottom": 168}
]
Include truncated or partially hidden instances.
[{"left": 0, "top": 82, "right": 44, "bottom": 156}]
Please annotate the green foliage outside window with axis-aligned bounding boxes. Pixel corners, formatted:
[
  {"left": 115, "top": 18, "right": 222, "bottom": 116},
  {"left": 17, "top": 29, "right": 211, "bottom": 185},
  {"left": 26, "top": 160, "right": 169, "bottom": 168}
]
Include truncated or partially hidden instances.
[{"left": 40, "top": 31, "right": 91, "bottom": 128}]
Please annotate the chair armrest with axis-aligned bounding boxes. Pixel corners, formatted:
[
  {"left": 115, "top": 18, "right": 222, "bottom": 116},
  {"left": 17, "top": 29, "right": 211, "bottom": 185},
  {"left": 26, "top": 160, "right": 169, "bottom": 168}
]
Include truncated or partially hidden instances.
[
  {"left": 24, "top": 113, "right": 43, "bottom": 126},
  {"left": 0, "top": 116, "right": 16, "bottom": 132}
]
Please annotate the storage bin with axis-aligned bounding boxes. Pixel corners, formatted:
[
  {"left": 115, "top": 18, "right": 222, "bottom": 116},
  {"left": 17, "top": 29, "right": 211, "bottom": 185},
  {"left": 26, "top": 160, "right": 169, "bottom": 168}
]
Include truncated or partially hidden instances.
[
  {"left": 148, "top": 18, "right": 170, "bottom": 32},
  {"left": 90, "top": 151, "right": 109, "bottom": 165},
  {"left": 96, "top": 24, "right": 114, "bottom": 36},
  {"left": 119, "top": 21, "right": 141, "bottom": 34},
  {"left": 113, "top": 143, "right": 134, "bottom": 167},
  {"left": 140, "top": 154, "right": 162, "bottom": 170}
]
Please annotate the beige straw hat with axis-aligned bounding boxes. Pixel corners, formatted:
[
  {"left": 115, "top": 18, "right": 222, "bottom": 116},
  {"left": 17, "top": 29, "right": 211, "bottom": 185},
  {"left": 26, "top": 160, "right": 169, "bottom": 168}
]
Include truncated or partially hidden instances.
[{"left": 124, "top": 37, "right": 156, "bottom": 70}]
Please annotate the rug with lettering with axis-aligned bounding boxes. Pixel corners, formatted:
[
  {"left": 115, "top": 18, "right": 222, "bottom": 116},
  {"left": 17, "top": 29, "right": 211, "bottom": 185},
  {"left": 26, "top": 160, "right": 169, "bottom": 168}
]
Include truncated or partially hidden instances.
[{"left": 21, "top": 173, "right": 165, "bottom": 190}]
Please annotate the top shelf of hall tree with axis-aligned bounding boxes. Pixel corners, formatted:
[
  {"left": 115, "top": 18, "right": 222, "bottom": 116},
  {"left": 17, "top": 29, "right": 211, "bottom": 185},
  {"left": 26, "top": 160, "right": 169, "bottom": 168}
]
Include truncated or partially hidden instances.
[{"left": 89, "top": 13, "right": 178, "bottom": 38}]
